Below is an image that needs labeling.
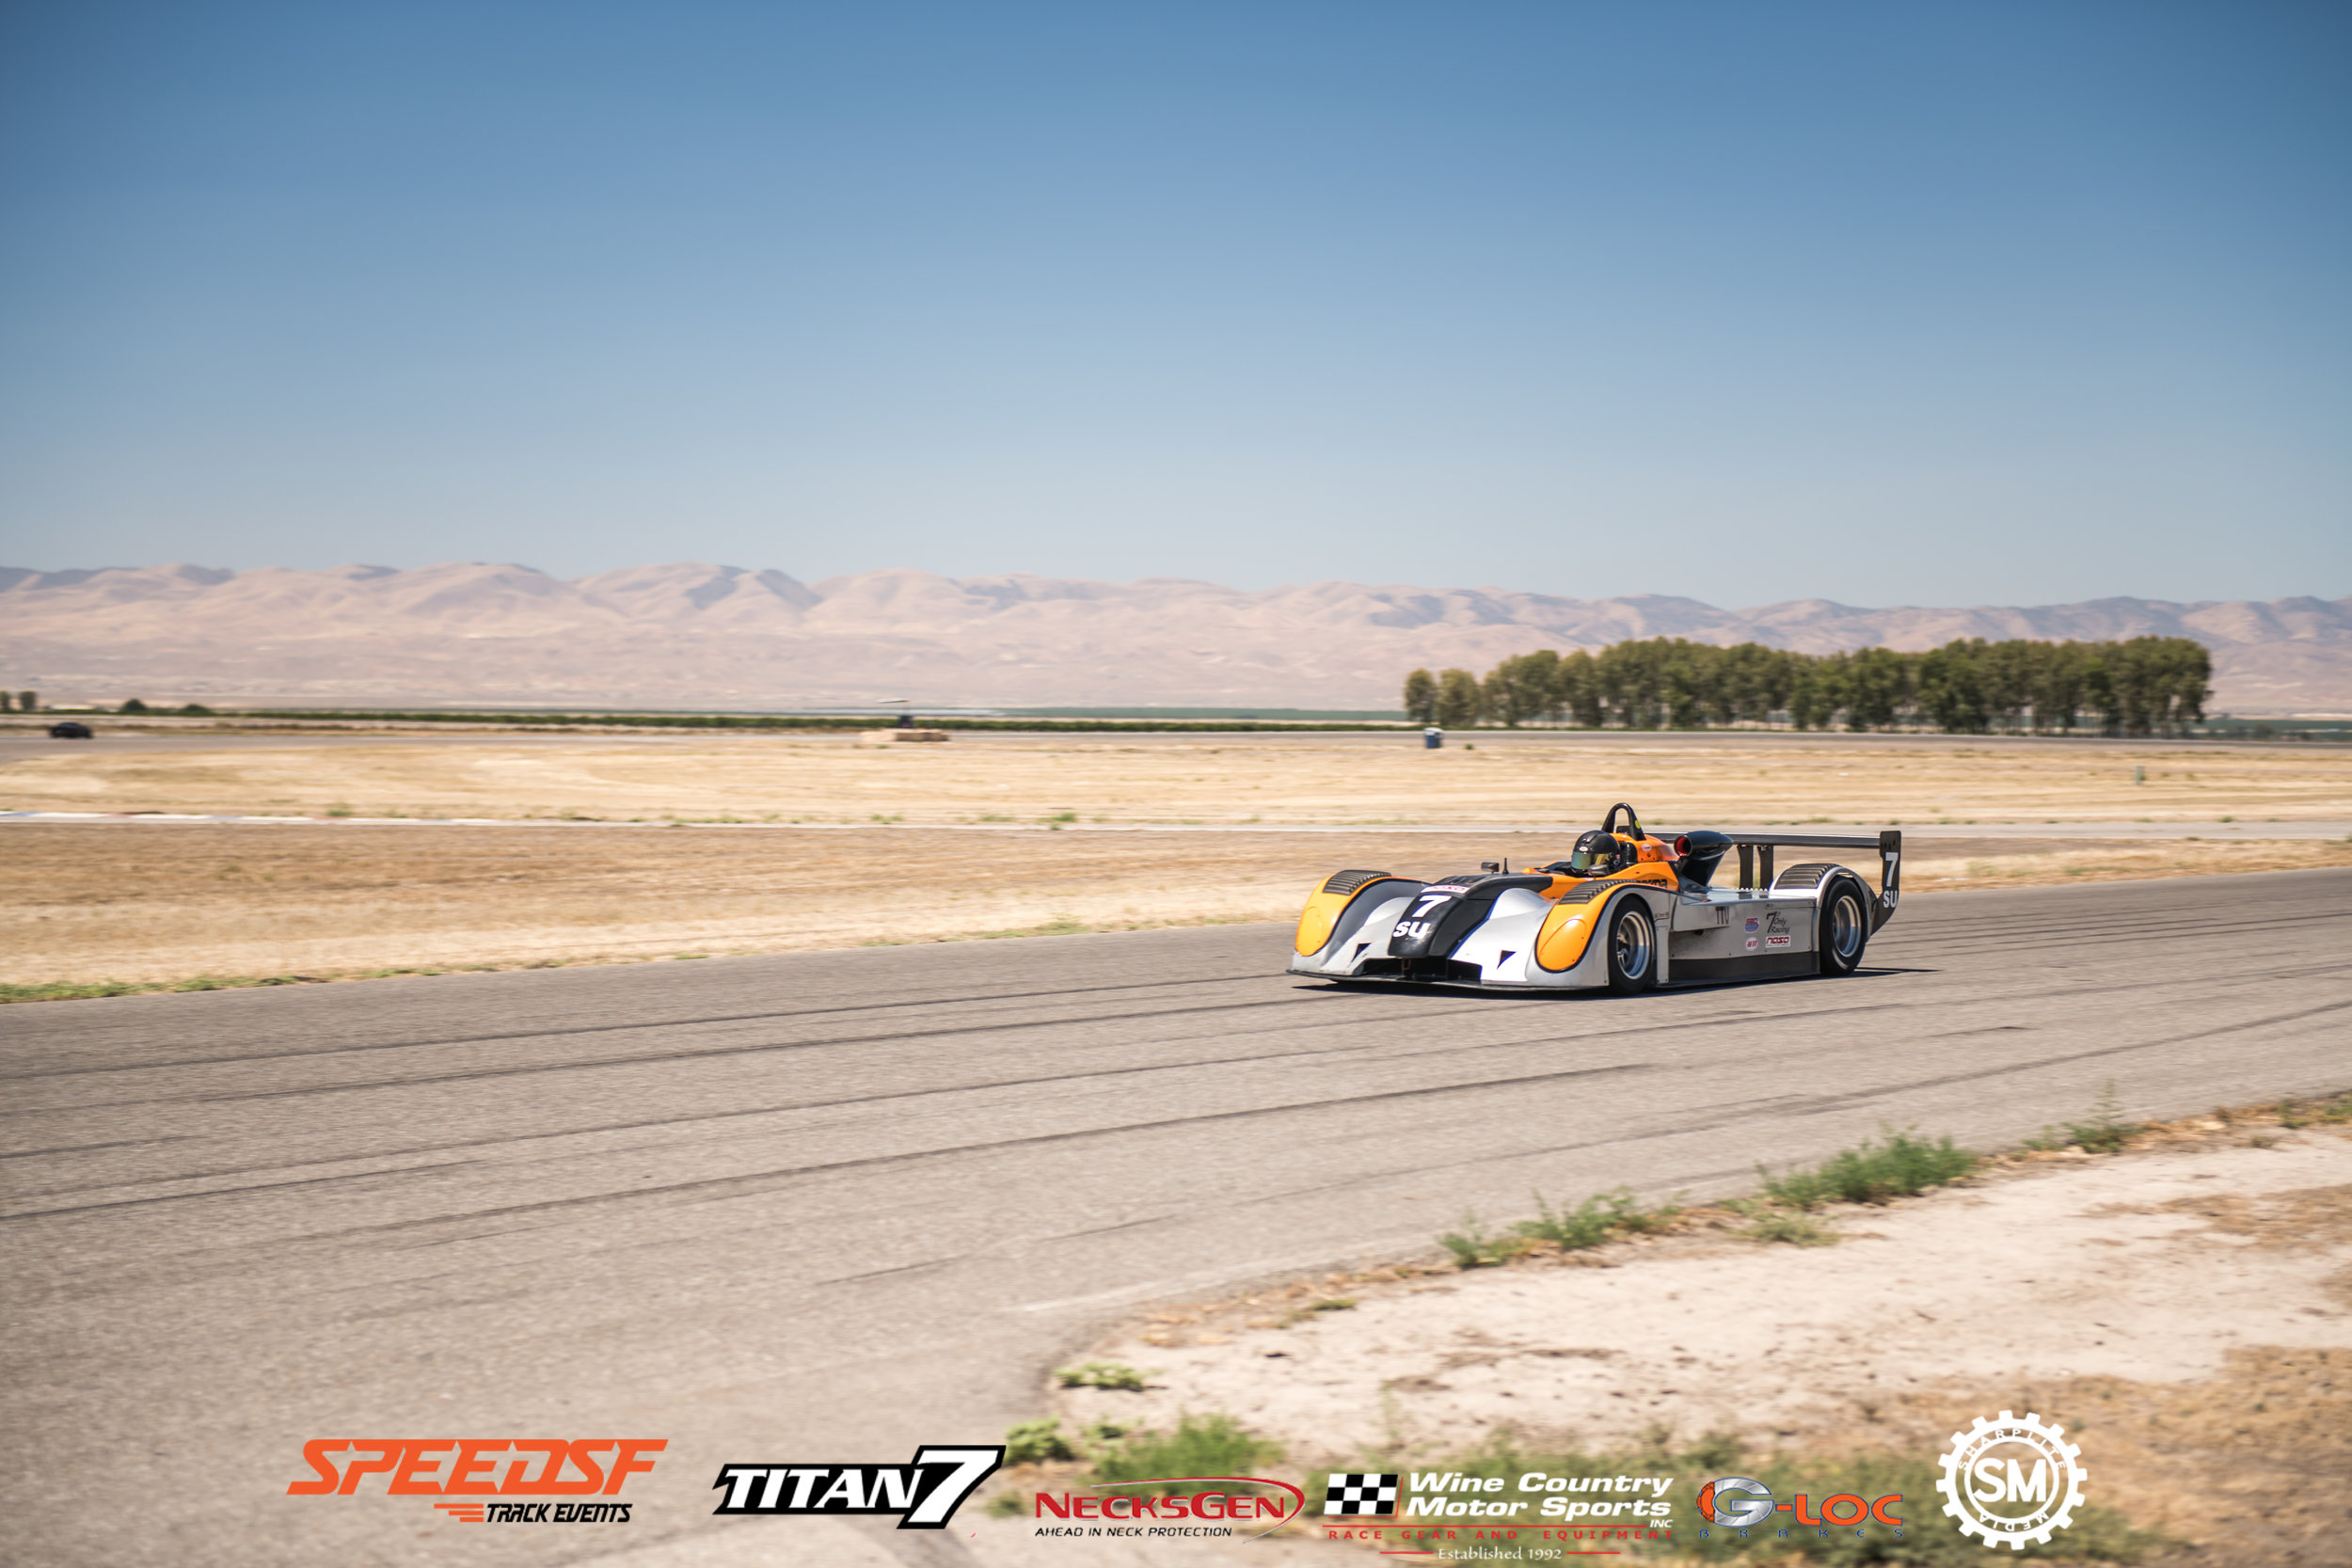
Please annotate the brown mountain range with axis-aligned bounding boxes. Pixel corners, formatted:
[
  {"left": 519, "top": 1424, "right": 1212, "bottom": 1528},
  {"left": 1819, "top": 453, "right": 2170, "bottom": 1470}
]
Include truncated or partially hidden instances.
[{"left": 2, "top": 562, "right": 2345, "bottom": 712}]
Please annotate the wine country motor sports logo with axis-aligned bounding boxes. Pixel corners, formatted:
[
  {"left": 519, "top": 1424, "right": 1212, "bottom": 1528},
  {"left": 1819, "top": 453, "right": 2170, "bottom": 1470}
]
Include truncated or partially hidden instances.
[
  {"left": 288, "top": 1440, "right": 665, "bottom": 1523},
  {"left": 711, "top": 1447, "right": 1003, "bottom": 1529},
  {"left": 1324, "top": 1473, "right": 1399, "bottom": 1517},
  {"left": 1936, "top": 1410, "right": 2087, "bottom": 1548}
]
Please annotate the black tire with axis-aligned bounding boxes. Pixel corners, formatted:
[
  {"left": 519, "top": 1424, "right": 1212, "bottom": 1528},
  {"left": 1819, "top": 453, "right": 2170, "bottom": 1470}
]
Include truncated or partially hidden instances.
[
  {"left": 1817, "top": 878, "right": 1869, "bottom": 975},
  {"left": 1605, "top": 899, "right": 1658, "bottom": 993}
]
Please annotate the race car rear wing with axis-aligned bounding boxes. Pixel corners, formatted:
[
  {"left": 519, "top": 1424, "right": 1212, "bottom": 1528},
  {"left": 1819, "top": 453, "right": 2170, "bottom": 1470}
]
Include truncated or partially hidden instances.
[{"left": 1715, "top": 829, "right": 1903, "bottom": 933}]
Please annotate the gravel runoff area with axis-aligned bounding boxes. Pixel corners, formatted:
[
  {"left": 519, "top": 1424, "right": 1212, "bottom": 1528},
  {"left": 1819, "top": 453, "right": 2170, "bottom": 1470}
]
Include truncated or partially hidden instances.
[
  {"left": 1006, "top": 1111, "right": 2352, "bottom": 1566},
  {"left": 5, "top": 728, "right": 2345, "bottom": 989},
  {"left": 5, "top": 819, "right": 2351, "bottom": 989},
  {"left": 3, "top": 729, "right": 2347, "bottom": 830}
]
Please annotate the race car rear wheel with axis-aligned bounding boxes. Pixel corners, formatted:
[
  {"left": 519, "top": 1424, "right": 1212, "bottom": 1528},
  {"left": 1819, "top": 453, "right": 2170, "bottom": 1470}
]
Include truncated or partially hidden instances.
[
  {"left": 1605, "top": 902, "right": 1656, "bottom": 993},
  {"left": 1818, "top": 880, "right": 1868, "bottom": 975}
]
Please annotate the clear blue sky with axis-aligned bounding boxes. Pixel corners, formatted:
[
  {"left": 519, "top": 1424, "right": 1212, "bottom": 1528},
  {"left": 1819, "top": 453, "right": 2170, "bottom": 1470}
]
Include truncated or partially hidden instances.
[{"left": 2, "top": 1, "right": 2345, "bottom": 607}]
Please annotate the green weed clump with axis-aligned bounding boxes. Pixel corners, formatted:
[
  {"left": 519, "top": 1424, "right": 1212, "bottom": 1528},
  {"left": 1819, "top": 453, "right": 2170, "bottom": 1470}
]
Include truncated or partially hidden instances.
[
  {"left": 1741, "top": 1210, "right": 1839, "bottom": 1247},
  {"left": 0, "top": 974, "right": 320, "bottom": 1004},
  {"left": 1439, "top": 1211, "right": 1516, "bottom": 1268},
  {"left": 1440, "top": 1186, "right": 1680, "bottom": 1269},
  {"left": 1087, "top": 1414, "right": 1280, "bottom": 1495},
  {"left": 2062, "top": 1082, "right": 2144, "bottom": 1152},
  {"left": 0, "top": 980, "right": 155, "bottom": 1003},
  {"left": 1002, "top": 1418, "right": 1079, "bottom": 1465},
  {"left": 1761, "top": 1129, "right": 1979, "bottom": 1209},
  {"left": 2028, "top": 1083, "right": 2150, "bottom": 1150},
  {"left": 1057, "top": 1361, "right": 1150, "bottom": 1392},
  {"left": 2274, "top": 1092, "right": 2352, "bottom": 1131}
]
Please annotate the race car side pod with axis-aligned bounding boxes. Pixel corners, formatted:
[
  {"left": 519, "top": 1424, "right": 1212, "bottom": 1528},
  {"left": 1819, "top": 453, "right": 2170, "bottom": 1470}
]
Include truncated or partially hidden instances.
[{"left": 1717, "top": 829, "right": 1902, "bottom": 933}]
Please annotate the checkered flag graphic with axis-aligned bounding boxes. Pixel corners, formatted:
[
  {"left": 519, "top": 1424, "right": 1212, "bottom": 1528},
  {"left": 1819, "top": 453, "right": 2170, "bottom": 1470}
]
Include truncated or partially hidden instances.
[{"left": 1323, "top": 1472, "right": 1399, "bottom": 1516}]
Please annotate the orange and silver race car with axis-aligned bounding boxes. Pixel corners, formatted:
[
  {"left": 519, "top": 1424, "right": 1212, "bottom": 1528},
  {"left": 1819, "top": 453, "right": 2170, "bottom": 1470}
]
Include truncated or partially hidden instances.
[{"left": 1288, "top": 803, "right": 1901, "bottom": 992}]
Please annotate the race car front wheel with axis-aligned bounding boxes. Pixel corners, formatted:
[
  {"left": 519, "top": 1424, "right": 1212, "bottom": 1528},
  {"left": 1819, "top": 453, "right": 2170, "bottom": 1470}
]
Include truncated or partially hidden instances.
[
  {"left": 1818, "top": 880, "right": 1868, "bottom": 975},
  {"left": 1606, "top": 903, "right": 1656, "bottom": 993}
]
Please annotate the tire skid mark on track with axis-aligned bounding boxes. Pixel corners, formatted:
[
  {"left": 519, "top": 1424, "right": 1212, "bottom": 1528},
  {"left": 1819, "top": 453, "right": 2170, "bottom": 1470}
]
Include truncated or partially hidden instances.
[
  {"left": 10, "top": 1011, "right": 1541, "bottom": 1199},
  {"left": 403, "top": 991, "right": 2352, "bottom": 1239},
  {"left": 2, "top": 976, "right": 2135, "bottom": 1189},
  {"left": 10, "top": 958, "right": 2331, "bottom": 1200},
  {"left": 1885, "top": 906, "right": 2346, "bottom": 951},
  {"left": 0, "top": 968, "right": 1282, "bottom": 1081},
  {"left": 6, "top": 990, "right": 1356, "bottom": 1115},
  {"left": 9, "top": 1060, "right": 1661, "bottom": 1231},
  {"left": 0, "top": 1158, "right": 488, "bottom": 1225},
  {"left": 38, "top": 985, "right": 2349, "bottom": 1237},
  {"left": 1727, "top": 996, "right": 2352, "bottom": 1127}
]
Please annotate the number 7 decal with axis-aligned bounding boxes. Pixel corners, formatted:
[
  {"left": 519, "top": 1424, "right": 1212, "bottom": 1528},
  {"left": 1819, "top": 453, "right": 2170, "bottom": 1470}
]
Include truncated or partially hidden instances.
[{"left": 901, "top": 1447, "right": 1005, "bottom": 1528}]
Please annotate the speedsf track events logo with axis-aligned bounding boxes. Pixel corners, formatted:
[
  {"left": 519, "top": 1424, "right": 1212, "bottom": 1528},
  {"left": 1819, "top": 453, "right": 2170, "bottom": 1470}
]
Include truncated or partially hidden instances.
[{"left": 288, "top": 1439, "right": 664, "bottom": 1524}]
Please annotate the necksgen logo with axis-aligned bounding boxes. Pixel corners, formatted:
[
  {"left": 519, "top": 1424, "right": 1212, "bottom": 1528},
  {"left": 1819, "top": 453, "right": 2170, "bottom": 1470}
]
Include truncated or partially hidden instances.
[
  {"left": 1031, "top": 1477, "right": 1307, "bottom": 1541},
  {"left": 289, "top": 1440, "right": 666, "bottom": 1524},
  {"left": 711, "top": 1447, "right": 1004, "bottom": 1529}
]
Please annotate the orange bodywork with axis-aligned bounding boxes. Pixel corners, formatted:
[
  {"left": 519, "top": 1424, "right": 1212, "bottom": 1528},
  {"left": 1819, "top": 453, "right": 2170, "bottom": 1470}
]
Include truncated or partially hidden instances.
[
  {"left": 1532, "top": 862, "right": 1673, "bottom": 972},
  {"left": 1295, "top": 885, "right": 1363, "bottom": 955}
]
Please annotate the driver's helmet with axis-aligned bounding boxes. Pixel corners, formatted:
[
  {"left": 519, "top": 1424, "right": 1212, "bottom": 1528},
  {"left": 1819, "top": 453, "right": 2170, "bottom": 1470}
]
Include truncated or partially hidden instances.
[{"left": 1565, "top": 830, "right": 1626, "bottom": 876}]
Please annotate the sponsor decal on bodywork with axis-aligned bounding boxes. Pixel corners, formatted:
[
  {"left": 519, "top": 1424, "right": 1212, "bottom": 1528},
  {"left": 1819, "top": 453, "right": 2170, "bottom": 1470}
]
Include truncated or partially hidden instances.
[
  {"left": 712, "top": 1447, "right": 1003, "bottom": 1528},
  {"left": 1934, "top": 1411, "right": 2086, "bottom": 1548},
  {"left": 288, "top": 1440, "right": 665, "bottom": 1524},
  {"left": 1028, "top": 1476, "right": 1305, "bottom": 1542},
  {"left": 1302, "top": 1465, "right": 1914, "bottom": 1555}
]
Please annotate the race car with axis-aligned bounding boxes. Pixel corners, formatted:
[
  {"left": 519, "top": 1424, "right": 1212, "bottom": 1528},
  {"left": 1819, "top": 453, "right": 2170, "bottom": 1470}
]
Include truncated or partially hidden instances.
[{"left": 1288, "top": 803, "right": 1900, "bottom": 992}]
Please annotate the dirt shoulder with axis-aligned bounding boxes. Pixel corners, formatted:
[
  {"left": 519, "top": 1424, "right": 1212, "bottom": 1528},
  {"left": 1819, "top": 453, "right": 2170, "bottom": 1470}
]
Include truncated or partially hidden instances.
[
  {"left": 5, "top": 820, "right": 2350, "bottom": 991},
  {"left": 1027, "top": 1109, "right": 2352, "bottom": 1564},
  {"left": 6, "top": 729, "right": 2346, "bottom": 993},
  {"left": 4, "top": 731, "right": 2347, "bottom": 827}
]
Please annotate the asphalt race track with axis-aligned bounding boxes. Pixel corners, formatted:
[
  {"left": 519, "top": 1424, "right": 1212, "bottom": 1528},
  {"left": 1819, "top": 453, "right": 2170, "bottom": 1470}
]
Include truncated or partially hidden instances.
[{"left": 6, "top": 868, "right": 2349, "bottom": 1566}]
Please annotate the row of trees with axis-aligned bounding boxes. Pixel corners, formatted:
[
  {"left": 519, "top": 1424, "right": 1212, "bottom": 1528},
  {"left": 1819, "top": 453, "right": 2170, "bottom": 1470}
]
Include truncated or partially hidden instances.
[
  {"left": 115, "top": 698, "right": 215, "bottom": 715},
  {"left": 0, "top": 694, "right": 217, "bottom": 715},
  {"left": 1403, "top": 636, "right": 2212, "bottom": 736}
]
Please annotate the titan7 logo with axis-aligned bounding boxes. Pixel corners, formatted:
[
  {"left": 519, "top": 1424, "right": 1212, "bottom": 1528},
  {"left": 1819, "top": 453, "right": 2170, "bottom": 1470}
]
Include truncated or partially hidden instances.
[{"left": 712, "top": 1447, "right": 1004, "bottom": 1529}]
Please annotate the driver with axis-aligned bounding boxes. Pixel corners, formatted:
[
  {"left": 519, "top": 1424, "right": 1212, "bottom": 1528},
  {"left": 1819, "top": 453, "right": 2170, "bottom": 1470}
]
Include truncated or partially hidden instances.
[{"left": 1545, "top": 829, "right": 1628, "bottom": 879}]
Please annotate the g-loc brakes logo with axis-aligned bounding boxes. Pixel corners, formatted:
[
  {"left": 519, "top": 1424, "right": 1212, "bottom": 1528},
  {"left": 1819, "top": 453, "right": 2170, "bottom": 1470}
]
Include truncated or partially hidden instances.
[
  {"left": 712, "top": 1446, "right": 1003, "bottom": 1529},
  {"left": 1935, "top": 1410, "right": 2086, "bottom": 1549},
  {"left": 1696, "top": 1477, "right": 1773, "bottom": 1528},
  {"left": 1696, "top": 1476, "right": 1903, "bottom": 1530},
  {"left": 288, "top": 1440, "right": 665, "bottom": 1524}
]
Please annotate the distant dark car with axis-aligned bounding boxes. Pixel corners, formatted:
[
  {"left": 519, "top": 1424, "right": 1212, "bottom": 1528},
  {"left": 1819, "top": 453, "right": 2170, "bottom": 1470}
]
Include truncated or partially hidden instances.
[{"left": 48, "top": 721, "right": 93, "bottom": 738}]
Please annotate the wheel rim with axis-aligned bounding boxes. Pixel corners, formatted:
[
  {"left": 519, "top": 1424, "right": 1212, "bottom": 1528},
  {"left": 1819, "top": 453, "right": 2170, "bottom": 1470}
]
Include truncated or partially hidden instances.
[
  {"left": 1614, "top": 908, "right": 1652, "bottom": 978},
  {"left": 1830, "top": 894, "right": 1864, "bottom": 960}
]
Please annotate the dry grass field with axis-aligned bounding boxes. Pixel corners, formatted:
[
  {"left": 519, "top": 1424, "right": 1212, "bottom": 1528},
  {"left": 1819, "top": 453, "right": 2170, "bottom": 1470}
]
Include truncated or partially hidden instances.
[
  {"left": 6, "top": 819, "right": 2350, "bottom": 991},
  {"left": 5, "top": 733, "right": 2348, "bottom": 992},
  {"left": 5, "top": 729, "right": 2350, "bottom": 825}
]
